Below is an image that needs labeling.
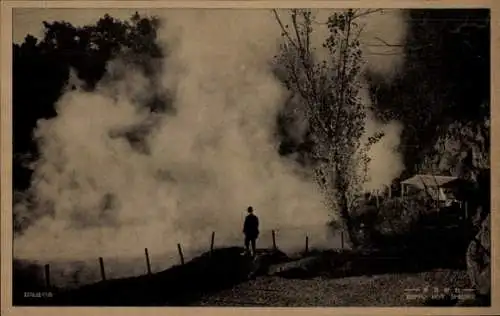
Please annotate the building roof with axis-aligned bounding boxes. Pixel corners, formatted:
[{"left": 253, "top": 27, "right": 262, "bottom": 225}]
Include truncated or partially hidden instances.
[{"left": 401, "top": 174, "right": 460, "bottom": 190}]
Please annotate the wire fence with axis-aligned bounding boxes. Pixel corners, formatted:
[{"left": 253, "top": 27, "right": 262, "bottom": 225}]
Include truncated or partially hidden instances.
[{"left": 21, "top": 225, "right": 349, "bottom": 291}]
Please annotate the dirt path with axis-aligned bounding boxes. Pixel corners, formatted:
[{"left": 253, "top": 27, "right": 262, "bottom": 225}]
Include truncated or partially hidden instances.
[{"left": 192, "top": 269, "right": 472, "bottom": 306}]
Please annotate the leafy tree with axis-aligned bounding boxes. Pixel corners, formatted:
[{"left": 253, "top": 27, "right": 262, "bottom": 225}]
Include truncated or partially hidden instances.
[
  {"left": 13, "top": 12, "right": 166, "bottom": 193},
  {"left": 272, "top": 9, "right": 383, "bottom": 247}
]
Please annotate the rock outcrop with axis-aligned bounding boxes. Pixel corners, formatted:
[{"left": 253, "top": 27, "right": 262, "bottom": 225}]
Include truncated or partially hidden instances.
[
  {"left": 248, "top": 249, "right": 290, "bottom": 278},
  {"left": 267, "top": 256, "right": 324, "bottom": 278},
  {"left": 466, "top": 212, "right": 490, "bottom": 302}
]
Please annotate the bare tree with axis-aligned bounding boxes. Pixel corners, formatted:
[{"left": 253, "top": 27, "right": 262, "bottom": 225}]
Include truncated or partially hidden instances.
[{"left": 272, "top": 9, "right": 383, "bottom": 247}]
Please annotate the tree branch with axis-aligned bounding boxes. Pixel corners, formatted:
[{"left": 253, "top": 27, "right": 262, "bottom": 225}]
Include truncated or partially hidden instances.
[
  {"left": 333, "top": 12, "right": 353, "bottom": 143},
  {"left": 352, "top": 9, "right": 384, "bottom": 20},
  {"left": 272, "top": 9, "right": 300, "bottom": 51},
  {"left": 291, "top": 10, "right": 304, "bottom": 54},
  {"left": 371, "top": 36, "right": 404, "bottom": 47},
  {"left": 302, "top": 10, "right": 311, "bottom": 60}
]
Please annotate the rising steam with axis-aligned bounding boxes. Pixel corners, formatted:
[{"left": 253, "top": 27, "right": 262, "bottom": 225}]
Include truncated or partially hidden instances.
[{"left": 14, "top": 9, "right": 407, "bottom": 263}]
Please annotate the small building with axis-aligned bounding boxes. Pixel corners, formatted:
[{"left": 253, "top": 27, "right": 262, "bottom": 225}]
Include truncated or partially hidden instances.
[{"left": 400, "top": 174, "right": 464, "bottom": 206}]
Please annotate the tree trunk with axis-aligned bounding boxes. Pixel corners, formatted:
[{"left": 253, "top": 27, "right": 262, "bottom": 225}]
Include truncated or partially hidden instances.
[
  {"left": 335, "top": 165, "right": 360, "bottom": 248},
  {"left": 338, "top": 192, "right": 360, "bottom": 248}
]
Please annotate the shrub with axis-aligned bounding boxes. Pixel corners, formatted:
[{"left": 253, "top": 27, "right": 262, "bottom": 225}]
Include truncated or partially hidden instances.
[
  {"left": 353, "top": 194, "right": 452, "bottom": 251},
  {"left": 352, "top": 196, "right": 424, "bottom": 234}
]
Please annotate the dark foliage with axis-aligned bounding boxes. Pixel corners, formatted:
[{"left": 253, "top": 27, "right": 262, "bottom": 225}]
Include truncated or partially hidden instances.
[
  {"left": 13, "top": 12, "right": 165, "bottom": 193},
  {"left": 365, "top": 9, "right": 490, "bottom": 178},
  {"left": 344, "top": 183, "right": 493, "bottom": 284}
]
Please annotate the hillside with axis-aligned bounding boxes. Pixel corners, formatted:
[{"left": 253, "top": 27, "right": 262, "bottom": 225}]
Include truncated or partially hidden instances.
[{"left": 14, "top": 244, "right": 487, "bottom": 307}]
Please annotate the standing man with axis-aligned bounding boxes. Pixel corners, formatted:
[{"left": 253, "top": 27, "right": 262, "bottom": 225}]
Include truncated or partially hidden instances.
[{"left": 243, "top": 206, "right": 259, "bottom": 257}]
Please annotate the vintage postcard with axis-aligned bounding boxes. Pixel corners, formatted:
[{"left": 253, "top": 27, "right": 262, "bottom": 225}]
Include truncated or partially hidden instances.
[{"left": 1, "top": 0, "right": 497, "bottom": 315}]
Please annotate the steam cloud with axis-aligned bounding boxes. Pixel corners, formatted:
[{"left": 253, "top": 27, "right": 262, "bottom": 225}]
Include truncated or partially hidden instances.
[{"left": 14, "top": 9, "right": 407, "bottom": 262}]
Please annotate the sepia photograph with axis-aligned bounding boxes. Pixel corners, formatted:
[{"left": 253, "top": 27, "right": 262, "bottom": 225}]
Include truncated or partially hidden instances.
[{"left": 4, "top": 2, "right": 493, "bottom": 310}]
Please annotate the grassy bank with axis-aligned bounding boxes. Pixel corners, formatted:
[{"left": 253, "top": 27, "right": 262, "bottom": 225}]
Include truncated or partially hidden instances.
[{"left": 15, "top": 247, "right": 253, "bottom": 306}]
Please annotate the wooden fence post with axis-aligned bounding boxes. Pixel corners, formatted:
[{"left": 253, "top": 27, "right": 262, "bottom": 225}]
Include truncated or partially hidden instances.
[
  {"left": 272, "top": 230, "right": 276, "bottom": 250},
  {"left": 340, "top": 231, "right": 344, "bottom": 249},
  {"left": 145, "top": 248, "right": 152, "bottom": 275},
  {"left": 177, "top": 243, "right": 185, "bottom": 265},
  {"left": 44, "top": 264, "right": 51, "bottom": 289},
  {"left": 99, "top": 257, "right": 106, "bottom": 281},
  {"left": 210, "top": 231, "right": 215, "bottom": 255},
  {"left": 305, "top": 235, "right": 309, "bottom": 254}
]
